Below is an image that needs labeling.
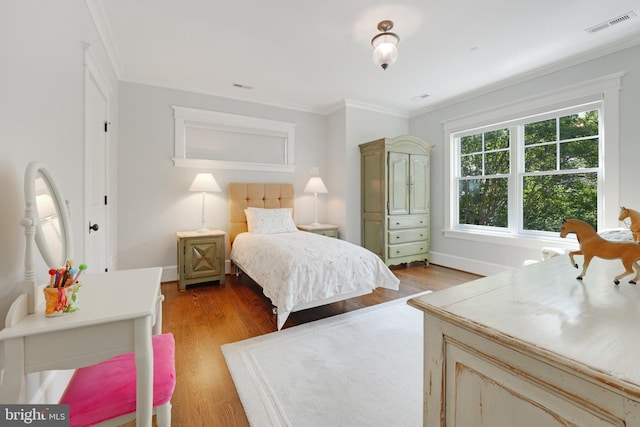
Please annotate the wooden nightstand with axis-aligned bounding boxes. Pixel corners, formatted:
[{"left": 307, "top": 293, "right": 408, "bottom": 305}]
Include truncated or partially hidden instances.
[
  {"left": 176, "top": 230, "right": 226, "bottom": 291},
  {"left": 297, "top": 224, "right": 339, "bottom": 238}
]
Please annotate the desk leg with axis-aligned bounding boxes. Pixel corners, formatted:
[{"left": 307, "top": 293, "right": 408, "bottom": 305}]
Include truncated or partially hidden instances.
[
  {"left": 134, "top": 316, "right": 153, "bottom": 426},
  {"left": 0, "top": 337, "right": 26, "bottom": 403}
]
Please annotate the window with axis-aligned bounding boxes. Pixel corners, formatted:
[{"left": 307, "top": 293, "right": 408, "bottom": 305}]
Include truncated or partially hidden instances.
[
  {"left": 456, "top": 105, "right": 600, "bottom": 235},
  {"left": 458, "top": 128, "right": 510, "bottom": 228},
  {"left": 444, "top": 73, "right": 622, "bottom": 245},
  {"left": 172, "top": 106, "right": 296, "bottom": 172}
]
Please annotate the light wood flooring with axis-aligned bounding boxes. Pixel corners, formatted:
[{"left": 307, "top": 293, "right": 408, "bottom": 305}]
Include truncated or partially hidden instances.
[{"left": 125, "top": 263, "right": 481, "bottom": 427}]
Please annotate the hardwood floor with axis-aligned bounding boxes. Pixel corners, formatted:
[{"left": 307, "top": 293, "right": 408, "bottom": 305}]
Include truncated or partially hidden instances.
[{"left": 129, "top": 263, "right": 481, "bottom": 427}]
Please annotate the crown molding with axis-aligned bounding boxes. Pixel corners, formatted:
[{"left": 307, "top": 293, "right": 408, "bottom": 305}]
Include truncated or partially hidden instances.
[
  {"left": 325, "top": 99, "right": 409, "bottom": 118},
  {"left": 409, "top": 34, "right": 640, "bottom": 118}
]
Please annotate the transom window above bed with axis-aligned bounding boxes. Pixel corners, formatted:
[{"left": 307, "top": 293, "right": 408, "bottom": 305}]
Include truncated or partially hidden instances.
[{"left": 172, "top": 106, "right": 296, "bottom": 172}]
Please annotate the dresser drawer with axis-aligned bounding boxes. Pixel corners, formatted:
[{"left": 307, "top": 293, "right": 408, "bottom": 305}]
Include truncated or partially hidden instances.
[
  {"left": 388, "top": 215, "right": 428, "bottom": 230},
  {"left": 389, "top": 228, "right": 428, "bottom": 244},
  {"left": 388, "top": 242, "right": 428, "bottom": 259},
  {"left": 315, "top": 228, "right": 338, "bottom": 238},
  {"left": 297, "top": 224, "right": 339, "bottom": 238}
]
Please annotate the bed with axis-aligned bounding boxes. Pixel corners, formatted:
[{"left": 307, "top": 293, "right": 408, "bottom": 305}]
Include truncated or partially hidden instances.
[{"left": 228, "top": 183, "right": 400, "bottom": 329}]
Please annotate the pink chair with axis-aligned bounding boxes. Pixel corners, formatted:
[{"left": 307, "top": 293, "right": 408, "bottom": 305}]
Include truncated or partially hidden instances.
[{"left": 59, "top": 333, "right": 176, "bottom": 427}]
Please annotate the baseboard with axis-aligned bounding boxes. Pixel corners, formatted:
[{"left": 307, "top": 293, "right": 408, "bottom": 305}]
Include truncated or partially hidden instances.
[
  {"left": 162, "top": 266, "right": 178, "bottom": 283},
  {"left": 430, "top": 251, "right": 511, "bottom": 277}
]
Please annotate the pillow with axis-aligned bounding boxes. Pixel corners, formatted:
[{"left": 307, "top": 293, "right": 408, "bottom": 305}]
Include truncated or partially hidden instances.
[{"left": 244, "top": 207, "right": 297, "bottom": 234}]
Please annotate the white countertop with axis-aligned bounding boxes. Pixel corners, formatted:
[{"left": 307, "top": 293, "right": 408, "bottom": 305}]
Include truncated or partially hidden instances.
[
  {"left": 409, "top": 255, "right": 640, "bottom": 395},
  {"left": 0, "top": 267, "right": 162, "bottom": 339}
]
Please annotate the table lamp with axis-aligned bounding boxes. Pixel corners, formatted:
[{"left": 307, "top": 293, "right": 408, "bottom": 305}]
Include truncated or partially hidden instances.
[
  {"left": 189, "top": 172, "right": 221, "bottom": 232},
  {"left": 304, "top": 176, "right": 328, "bottom": 226}
]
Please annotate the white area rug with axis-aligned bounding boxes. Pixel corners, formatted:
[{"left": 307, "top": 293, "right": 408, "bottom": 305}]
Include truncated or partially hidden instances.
[{"left": 222, "top": 293, "right": 430, "bottom": 427}]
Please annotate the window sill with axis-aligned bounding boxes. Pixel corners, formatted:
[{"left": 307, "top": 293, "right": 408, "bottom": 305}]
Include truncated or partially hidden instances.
[{"left": 442, "top": 228, "right": 579, "bottom": 250}]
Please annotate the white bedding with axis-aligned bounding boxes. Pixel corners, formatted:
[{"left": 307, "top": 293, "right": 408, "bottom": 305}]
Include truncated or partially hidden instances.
[{"left": 230, "top": 231, "right": 400, "bottom": 329}]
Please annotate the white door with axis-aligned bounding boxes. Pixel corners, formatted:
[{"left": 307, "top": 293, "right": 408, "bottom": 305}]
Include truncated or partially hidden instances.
[{"left": 85, "top": 69, "right": 108, "bottom": 273}]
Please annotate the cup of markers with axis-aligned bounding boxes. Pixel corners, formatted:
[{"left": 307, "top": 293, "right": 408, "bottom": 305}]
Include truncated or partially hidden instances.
[{"left": 43, "top": 261, "right": 86, "bottom": 317}]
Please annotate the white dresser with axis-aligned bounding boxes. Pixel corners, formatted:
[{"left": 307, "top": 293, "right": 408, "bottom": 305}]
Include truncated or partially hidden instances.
[{"left": 409, "top": 256, "right": 640, "bottom": 426}]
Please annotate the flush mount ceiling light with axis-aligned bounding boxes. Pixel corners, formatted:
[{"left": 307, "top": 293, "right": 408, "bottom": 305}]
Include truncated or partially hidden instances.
[{"left": 371, "top": 20, "right": 400, "bottom": 70}]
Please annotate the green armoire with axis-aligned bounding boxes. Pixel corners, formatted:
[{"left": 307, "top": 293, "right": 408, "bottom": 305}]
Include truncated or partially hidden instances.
[{"left": 359, "top": 135, "right": 434, "bottom": 267}]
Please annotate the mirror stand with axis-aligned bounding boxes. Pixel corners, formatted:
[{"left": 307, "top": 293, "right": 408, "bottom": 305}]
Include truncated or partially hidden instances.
[{"left": 21, "top": 208, "right": 39, "bottom": 314}]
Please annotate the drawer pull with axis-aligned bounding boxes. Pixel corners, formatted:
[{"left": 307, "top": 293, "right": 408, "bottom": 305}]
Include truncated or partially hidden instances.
[
  {"left": 396, "top": 222, "right": 400, "bottom": 225},
  {"left": 396, "top": 236, "right": 400, "bottom": 239}
]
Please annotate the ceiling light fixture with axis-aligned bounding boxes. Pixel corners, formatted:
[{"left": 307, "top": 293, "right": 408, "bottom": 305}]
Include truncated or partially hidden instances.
[{"left": 371, "top": 20, "right": 400, "bottom": 70}]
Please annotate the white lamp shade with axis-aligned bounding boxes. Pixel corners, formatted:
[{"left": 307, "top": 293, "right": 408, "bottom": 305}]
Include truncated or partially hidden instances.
[
  {"left": 189, "top": 173, "right": 221, "bottom": 192},
  {"left": 304, "top": 177, "right": 328, "bottom": 194},
  {"left": 372, "top": 33, "right": 399, "bottom": 69}
]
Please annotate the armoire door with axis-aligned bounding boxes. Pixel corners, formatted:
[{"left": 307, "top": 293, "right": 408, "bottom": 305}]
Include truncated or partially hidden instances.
[
  {"left": 410, "top": 154, "right": 430, "bottom": 214},
  {"left": 388, "top": 152, "right": 410, "bottom": 215}
]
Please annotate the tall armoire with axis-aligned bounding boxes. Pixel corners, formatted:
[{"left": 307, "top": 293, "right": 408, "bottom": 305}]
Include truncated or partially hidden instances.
[{"left": 359, "top": 135, "right": 434, "bottom": 267}]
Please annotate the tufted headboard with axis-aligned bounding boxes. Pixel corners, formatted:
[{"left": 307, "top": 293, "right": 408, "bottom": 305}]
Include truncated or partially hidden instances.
[{"left": 228, "top": 183, "right": 295, "bottom": 245}]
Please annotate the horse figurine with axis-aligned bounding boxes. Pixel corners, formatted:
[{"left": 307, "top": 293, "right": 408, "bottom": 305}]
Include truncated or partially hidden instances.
[
  {"left": 618, "top": 206, "right": 640, "bottom": 243},
  {"left": 560, "top": 218, "right": 640, "bottom": 285}
]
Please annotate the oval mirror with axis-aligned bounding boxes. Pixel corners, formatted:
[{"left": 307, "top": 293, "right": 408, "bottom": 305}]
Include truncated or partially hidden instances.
[{"left": 24, "top": 162, "right": 73, "bottom": 268}]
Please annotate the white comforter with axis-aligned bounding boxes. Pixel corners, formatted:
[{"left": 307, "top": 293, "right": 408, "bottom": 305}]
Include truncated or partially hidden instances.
[{"left": 230, "top": 231, "right": 400, "bottom": 328}]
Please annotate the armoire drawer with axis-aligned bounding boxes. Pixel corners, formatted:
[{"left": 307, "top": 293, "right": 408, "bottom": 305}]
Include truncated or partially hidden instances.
[
  {"left": 389, "top": 228, "right": 428, "bottom": 244},
  {"left": 388, "top": 242, "right": 428, "bottom": 259},
  {"left": 388, "top": 215, "right": 428, "bottom": 230}
]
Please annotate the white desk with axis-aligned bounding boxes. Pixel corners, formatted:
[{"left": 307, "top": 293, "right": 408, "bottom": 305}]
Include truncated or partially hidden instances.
[
  {"left": 0, "top": 267, "right": 163, "bottom": 427},
  {"left": 409, "top": 256, "right": 640, "bottom": 426}
]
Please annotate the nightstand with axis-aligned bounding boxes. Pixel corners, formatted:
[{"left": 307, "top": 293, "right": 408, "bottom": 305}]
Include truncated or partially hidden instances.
[
  {"left": 176, "top": 230, "right": 226, "bottom": 291},
  {"left": 297, "top": 223, "right": 339, "bottom": 238}
]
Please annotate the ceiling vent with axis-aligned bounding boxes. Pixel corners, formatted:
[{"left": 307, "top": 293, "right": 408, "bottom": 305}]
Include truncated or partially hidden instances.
[
  {"left": 232, "top": 82, "right": 253, "bottom": 90},
  {"left": 587, "top": 11, "right": 636, "bottom": 33},
  {"left": 411, "top": 94, "right": 430, "bottom": 102}
]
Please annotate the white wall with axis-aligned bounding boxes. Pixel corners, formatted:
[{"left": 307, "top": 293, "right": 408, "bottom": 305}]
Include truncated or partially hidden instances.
[
  {"left": 326, "top": 107, "right": 348, "bottom": 236},
  {"left": 117, "top": 82, "right": 328, "bottom": 278},
  {"left": 410, "top": 43, "right": 640, "bottom": 275},
  {"left": 0, "top": 0, "right": 117, "bottom": 402}
]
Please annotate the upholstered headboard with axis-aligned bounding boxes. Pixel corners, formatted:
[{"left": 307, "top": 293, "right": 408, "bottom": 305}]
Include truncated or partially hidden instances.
[{"left": 228, "top": 183, "right": 294, "bottom": 244}]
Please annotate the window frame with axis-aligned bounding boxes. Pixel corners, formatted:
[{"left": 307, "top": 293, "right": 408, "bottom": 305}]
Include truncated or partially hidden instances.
[{"left": 443, "top": 73, "right": 623, "bottom": 248}]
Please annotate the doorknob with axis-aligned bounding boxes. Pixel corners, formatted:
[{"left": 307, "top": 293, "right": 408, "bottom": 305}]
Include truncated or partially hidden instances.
[{"left": 89, "top": 222, "right": 99, "bottom": 233}]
